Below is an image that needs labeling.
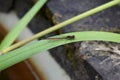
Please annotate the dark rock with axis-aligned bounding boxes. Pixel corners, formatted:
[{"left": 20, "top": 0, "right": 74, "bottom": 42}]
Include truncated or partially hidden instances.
[
  {"left": 79, "top": 41, "right": 120, "bottom": 80},
  {"left": 46, "top": 0, "right": 120, "bottom": 80},
  {"left": 49, "top": 45, "right": 90, "bottom": 80},
  {"left": 87, "top": 56, "right": 120, "bottom": 80},
  {"left": 14, "top": 0, "right": 33, "bottom": 18},
  {"left": 0, "top": 0, "right": 14, "bottom": 12},
  {"left": 46, "top": 0, "right": 120, "bottom": 32}
]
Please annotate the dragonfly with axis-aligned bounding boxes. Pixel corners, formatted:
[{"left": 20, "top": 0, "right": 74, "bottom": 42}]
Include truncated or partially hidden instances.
[{"left": 46, "top": 35, "right": 75, "bottom": 40}]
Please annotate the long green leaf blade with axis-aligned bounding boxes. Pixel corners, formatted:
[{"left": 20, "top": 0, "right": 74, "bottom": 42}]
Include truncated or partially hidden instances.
[{"left": 0, "top": 31, "right": 120, "bottom": 70}]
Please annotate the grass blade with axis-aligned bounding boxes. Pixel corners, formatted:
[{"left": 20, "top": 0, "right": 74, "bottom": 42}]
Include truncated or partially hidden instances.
[{"left": 0, "top": 31, "right": 120, "bottom": 70}]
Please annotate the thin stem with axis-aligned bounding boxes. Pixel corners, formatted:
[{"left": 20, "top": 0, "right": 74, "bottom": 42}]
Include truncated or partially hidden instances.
[{"left": 2, "top": 0, "right": 120, "bottom": 54}]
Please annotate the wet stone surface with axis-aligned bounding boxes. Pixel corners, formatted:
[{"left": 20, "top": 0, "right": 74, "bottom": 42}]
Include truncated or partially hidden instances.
[
  {"left": 46, "top": 0, "right": 120, "bottom": 32},
  {"left": 46, "top": 0, "right": 120, "bottom": 80},
  {"left": 77, "top": 41, "right": 120, "bottom": 80}
]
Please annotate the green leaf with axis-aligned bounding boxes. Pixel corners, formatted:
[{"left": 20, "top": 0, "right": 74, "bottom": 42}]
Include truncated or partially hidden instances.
[{"left": 0, "top": 31, "right": 120, "bottom": 71}]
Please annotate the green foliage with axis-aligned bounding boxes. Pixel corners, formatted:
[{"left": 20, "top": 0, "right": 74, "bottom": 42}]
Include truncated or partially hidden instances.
[
  {"left": 1, "top": 31, "right": 120, "bottom": 70},
  {"left": 0, "top": 0, "right": 120, "bottom": 71}
]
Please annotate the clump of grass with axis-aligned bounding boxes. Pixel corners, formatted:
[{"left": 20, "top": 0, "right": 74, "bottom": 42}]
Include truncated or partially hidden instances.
[{"left": 0, "top": 0, "right": 120, "bottom": 71}]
